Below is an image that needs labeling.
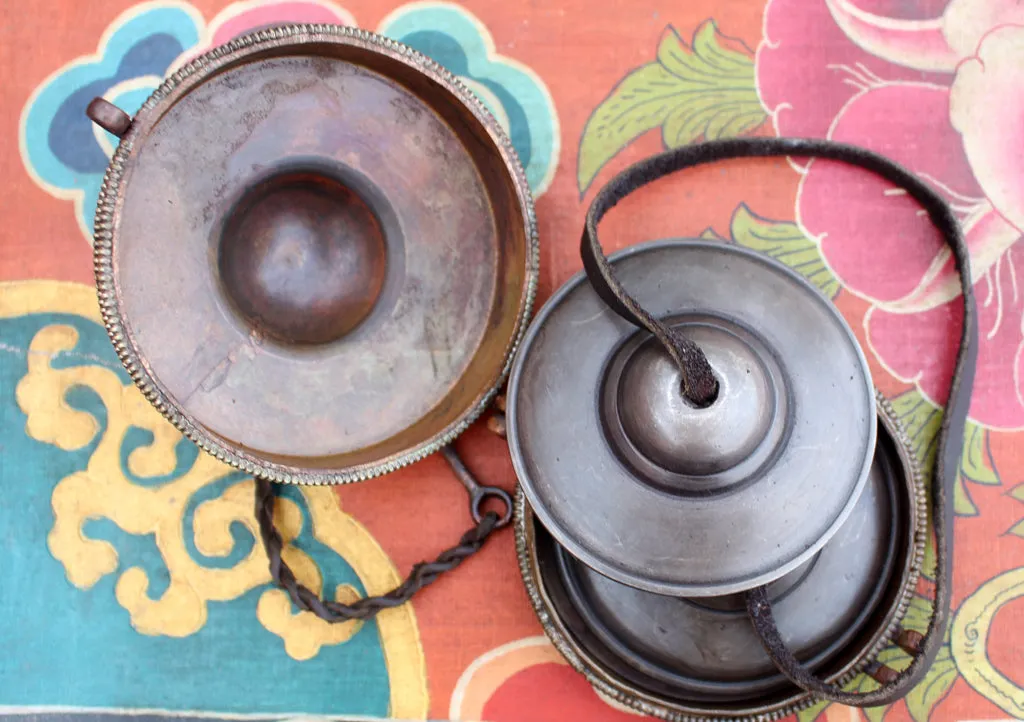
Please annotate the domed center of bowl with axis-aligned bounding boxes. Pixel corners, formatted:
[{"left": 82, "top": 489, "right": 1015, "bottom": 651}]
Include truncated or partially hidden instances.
[{"left": 218, "top": 169, "right": 387, "bottom": 345}]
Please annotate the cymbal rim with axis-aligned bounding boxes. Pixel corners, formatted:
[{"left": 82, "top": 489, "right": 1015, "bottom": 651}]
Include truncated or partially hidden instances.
[
  {"left": 514, "top": 392, "right": 926, "bottom": 721},
  {"left": 507, "top": 239, "right": 877, "bottom": 596},
  {"left": 93, "top": 24, "right": 538, "bottom": 484}
]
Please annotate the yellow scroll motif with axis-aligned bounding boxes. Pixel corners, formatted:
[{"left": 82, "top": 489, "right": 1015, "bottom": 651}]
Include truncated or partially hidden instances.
[
  {"left": 3, "top": 280, "right": 428, "bottom": 718},
  {"left": 951, "top": 566, "right": 1024, "bottom": 718}
]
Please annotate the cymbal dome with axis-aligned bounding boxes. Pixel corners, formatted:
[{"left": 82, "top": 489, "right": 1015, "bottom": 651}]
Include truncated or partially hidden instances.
[
  {"left": 611, "top": 320, "right": 784, "bottom": 488},
  {"left": 508, "top": 240, "right": 877, "bottom": 596}
]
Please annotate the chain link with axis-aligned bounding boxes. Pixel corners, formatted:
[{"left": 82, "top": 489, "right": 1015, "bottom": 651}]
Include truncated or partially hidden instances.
[{"left": 254, "top": 472, "right": 504, "bottom": 622}]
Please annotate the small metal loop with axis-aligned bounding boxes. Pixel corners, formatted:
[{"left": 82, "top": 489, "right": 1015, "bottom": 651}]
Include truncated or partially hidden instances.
[
  {"left": 440, "top": 445, "right": 513, "bottom": 528},
  {"left": 470, "top": 487, "right": 513, "bottom": 529},
  {"left": 86, "top": 97, "right": 132, "bottom": 138}
]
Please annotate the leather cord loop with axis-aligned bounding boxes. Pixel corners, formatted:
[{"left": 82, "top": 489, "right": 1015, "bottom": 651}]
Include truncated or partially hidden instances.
[
  {"left": 581, "top": 136, "right": 979, "bottom": 706},
  {"left": 582, "top": 182, "right": 719, "bottom": 407}
]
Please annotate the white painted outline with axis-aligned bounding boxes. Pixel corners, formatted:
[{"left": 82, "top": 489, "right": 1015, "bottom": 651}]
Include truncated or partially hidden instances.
[
  {"left": 17, "top": 0, "right": 205, "bottom": 245},
  {"left": 449, "top": 635, "right": 555, "bottom": 720},
  {"left": 823, "top": 0, "right": 959, "bottom": 73},
  {"left": 459, "top": 77, "right": 512, "bottom": 132},
  {"left": 168, "top": 0, "right": 357, "bottom": 72},
  {"left": 377, "top": 0, "right": 561, "bottom": 196},
  {"left": 825, "top": 0, "right": 944, "bottom": 32}
]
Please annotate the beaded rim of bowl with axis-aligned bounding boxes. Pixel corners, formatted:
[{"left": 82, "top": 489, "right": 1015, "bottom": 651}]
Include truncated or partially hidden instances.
[{"left": 92, "top": 24, "right": 539, "bottom": 485}]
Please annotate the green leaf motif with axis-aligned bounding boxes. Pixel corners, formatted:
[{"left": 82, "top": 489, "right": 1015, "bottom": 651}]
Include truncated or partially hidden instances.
[
  {"left": 847, "top": 647, "right": 910, "bottom": 722},
  {"left": 728, "top": 204, "right": 840, "bottom": 299},
  {"left": 700, "top": 226, "right": 726, "bottom": 242},
  {"left": 905, "top": 645, "right": 958, "bottom": 722},
  {"left": 791, "top": 630, "right": 954, "bottom": 722},
  {"left": 892, "top": 389, "right": 987, "bottom": 573},
  {"left": 890, "top": 389, "right": 942, "bottom": 472},
  {"left": 1010, "top": 484, "right": 1024, "bottom": 537},
  {"left": 853, "top": 644, "right": 956, "bottom": 722},
  {"left": 865, "top": 702, "right": 889, "bottom": 722},
  {"left": 961, "top": 421, "right": 998, "bottom": 486},
  {"left": 953, "top": 478, "right": 978, "bottom": 518},
  {"left": 922, "top": 535, "right": 938, "bottom": 581},
  {"left": 889, "top": 388, "right": 1001, "bottom": 518},
  {"left": 795, "top": 697, "right": 829, "bottom": 722},
  {"left": 902, "top": 594, "right": 935, "bottom": 634},
  {"left": 577, "top": 20, "right": 766, "bottom": 193},
  {"left": 874, "top": 596, "right": 957, "bottom": 722}
]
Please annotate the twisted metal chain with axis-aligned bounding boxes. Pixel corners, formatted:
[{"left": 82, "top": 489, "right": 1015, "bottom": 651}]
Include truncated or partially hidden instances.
[{"left": 254, "top": 447, "right": 511, "bottom": 622}]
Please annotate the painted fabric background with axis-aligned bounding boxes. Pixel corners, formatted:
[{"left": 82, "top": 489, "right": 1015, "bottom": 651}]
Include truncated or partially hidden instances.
[{"left": 1, "top": 0, "right": 1022, "bottom": 720}]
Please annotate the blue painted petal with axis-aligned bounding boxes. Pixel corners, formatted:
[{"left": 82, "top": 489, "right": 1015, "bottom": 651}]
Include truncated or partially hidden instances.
[
  {"left": 380, "top": 5, "right": 559, "bottom": 195},
  {"left": 50, "top": 34, "right": 189, "bottom": 174},
  {"left": 22, "top": 6, "right": 200, "bottom": 236}
]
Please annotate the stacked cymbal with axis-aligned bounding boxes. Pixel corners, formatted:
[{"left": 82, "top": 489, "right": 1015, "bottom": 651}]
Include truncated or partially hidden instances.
[{"left": 507, "top": 241, "right": 924, "bottom": 720}]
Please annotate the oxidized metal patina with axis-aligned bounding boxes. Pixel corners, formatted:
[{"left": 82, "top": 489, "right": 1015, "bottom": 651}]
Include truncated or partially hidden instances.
[
  {"left": 86, "top": 25, "right": 976, "bottom": 713},
  {"left": 517, "top": 393, "right": 924, "bottom": 720},
  {"left": 88, "top": 25, "right": 537, "bottom": 485},
  {"left": 507, "top": 137, "right": 977, "bottom": 718},
  {"left": 508, "top": 240, "right": 877, "bottom": 597}
]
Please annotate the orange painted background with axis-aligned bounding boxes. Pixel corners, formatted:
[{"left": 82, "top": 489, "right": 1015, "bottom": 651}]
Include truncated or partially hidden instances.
[{"left": 2, "top": 0, "right": 1023, "bottom": 720}]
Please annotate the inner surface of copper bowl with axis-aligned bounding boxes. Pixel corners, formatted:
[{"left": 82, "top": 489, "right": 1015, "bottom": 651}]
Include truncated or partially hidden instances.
[{"left": 95, "top": 27, "right": 536, "bottom": 483}]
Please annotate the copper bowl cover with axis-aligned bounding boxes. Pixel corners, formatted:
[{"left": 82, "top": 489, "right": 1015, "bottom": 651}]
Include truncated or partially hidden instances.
[{"left": 92, "top": 25, "right": 537, "bottom": 484}]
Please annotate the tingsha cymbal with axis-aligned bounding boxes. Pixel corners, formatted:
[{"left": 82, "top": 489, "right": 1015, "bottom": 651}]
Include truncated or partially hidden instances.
[
  {"left": 510, "top": 137, "right": 976, "bottom": 719},
  {"left": 517, "top": 397, "right": 923, "bottom": 718},
  {"left": 508, "top": 240, "right": 876, "bottom": 596},
  {"left": 90, "top": 26, "right": 537, "bottom": 484},
  {"left": 509, "top": 237, "right": 926, "bottom": 720}
]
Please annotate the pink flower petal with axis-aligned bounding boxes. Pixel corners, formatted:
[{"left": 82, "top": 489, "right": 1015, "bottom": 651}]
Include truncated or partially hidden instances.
[
  {"left": 210, "top": 1, "right": 354, "bottom": 47},
  {"left": 868, "top": 246, "right": 1024, "bottom": 429},
  {"left": 830, "top": 83, "right": 980, "bottom": 194},
  {"left": 882, "top": 208, "right": 1021, "bottom": 313},
  {"left": 943, "top": 0, "right": 1024, "bottom": 58},
  {"left": 950, "top": 25, "right": 1024, "bottom": 234},
  {"left": 757, "top": 0, "right": 952, "bottom": 161},
  {"left": 805, "top": 161, "right": 944, "bottom": 302},
  {"left": 850, "top": 0, "right": 952, "bottom": 20},
  {"left": 867, "top": 300, "right": 959, "bottom": 401},
  {"left": 1015, "top": 335, "right": 1024, "bottom": 416},
  {"left": 824, "top": 0, "right": 960, "bottom": 72},
  {"left": 756, "top": 0, "right": 1024, "bottom": 431},
  {"left": 802, "top": 83, "right": 983, "bottom": 301}
]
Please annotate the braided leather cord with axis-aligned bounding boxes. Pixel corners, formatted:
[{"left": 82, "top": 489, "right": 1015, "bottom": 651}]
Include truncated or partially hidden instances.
[{"left": 580, "top": 136, "right": 978, "bottom": 706}]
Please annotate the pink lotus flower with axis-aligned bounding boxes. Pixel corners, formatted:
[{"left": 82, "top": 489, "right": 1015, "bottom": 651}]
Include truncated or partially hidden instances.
[
  {"left": 757, "top": 0, "right": 1024, "bottom": 430},
  {"left": 174, "top": 0, "right": 355, "bottom": 66}
]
